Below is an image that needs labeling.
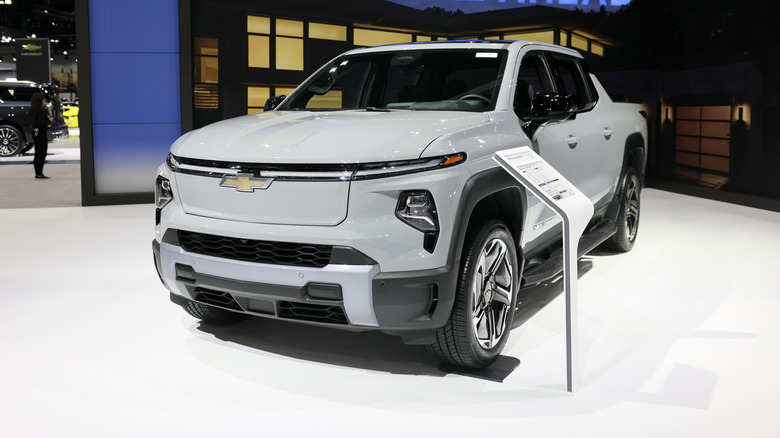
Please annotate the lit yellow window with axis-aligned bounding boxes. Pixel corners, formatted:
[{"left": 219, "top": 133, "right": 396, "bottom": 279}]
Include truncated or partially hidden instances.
[
  {"left": 194, "top": 37, "right": 218, "bottom": 83},
  {"left": 276, "top": 37, "right": 303, "bottom": 71},
  {"left": 276, "top": 87, "right": 297, "bottom": 96},
  {"left": 248, "top": 35, "right": 270, "bottom": 68},
  {"left": 276, "top": 19, "right": 303, "bottom": 37},
  {"left": 307, "top": 91, "right": 343, "bottom": 109},
  {"left": 309, "top": 22, "right": 347, "bottom": 41},
  {"left": 247, "top": 16, "right": 270, "bottom": 34},
  {"left": 505, "top": 30, "right": 555, "bottom": 44},
  {"left": 484, "top": 36, "right": 501, "bottom": 40},
  {"left": 194, "top": 37, "right": 218, "bottom": 56},
  {"left": 247, "top": 86, "right": 270, "bottom": 108},
  {"left": 571, "top": 34, "right": 588, "bottom": 51},
  {"left": 559, "top": 30, "right": 569, "bottom": 46},
  {"left": 590, "top": 42, "right": 604, "bottom": 56},
  {"left": 196, "top": 57, "right": 218, "bottom": 83},
  {"left": 416, "top": 35, "right": 431, "bottom": 42},
  {"left": 354, "top": 28, "right": 412, "bottom": 47}
]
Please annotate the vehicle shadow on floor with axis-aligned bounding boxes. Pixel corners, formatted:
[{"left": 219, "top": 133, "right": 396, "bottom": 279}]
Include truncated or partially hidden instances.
[
  {"left": 194, "top": 314, "right": 447, "bottom": 376},
  {"left": 513, "top": 258, "right": 593, "bottom": 328},
  {"left": 193, "top": 257, "right": 597, "bottom": 377}
]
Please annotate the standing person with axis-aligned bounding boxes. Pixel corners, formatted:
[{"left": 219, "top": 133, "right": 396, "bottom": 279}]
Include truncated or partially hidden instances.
[{"left": 29, "top": 92, "right": 50, "bottom": 179}]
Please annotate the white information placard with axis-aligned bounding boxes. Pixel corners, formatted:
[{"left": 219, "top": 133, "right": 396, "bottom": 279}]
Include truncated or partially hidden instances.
[{"left": 494, "top": 146, "right": 594, "bottom": 393}]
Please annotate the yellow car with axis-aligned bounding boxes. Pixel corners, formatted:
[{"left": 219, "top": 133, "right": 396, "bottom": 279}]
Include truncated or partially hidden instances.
[{"left": 62, "top": 103, "right": 79, "bottom": 129}]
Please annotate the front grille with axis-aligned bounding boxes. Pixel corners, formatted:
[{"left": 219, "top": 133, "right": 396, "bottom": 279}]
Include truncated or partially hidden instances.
[
  {"left": 278, "top": 301, "right": 348, "bottom": 324},
  {"left": 178, "top": 230, "right": 332, "bottom": 268},
  {"left": 194, "top": 287, "right": 243, "bottom": 311}
]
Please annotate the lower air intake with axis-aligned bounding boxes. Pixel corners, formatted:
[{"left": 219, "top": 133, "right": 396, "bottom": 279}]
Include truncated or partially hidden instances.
[
  {"left": 194, "top": 287, "right": 243, "bottom": 312},
  {"left": 278, "top": 301, "right": 348, "bottom": 325}
]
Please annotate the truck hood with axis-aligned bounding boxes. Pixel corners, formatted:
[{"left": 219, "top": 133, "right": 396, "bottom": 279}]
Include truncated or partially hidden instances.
[
  {"left": 171, "top": 110, "right": 488, "bottom": 227},
  {"left": 172, "top": 110, "right": 490, "bottom": 163}
]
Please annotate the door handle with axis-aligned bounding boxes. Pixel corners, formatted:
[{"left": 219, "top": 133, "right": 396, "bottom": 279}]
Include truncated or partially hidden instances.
[
  {"left": 602, "top": 128, "right": 613, "bottom": 140},
  {"left": 566, "top": 135, "right": 579, "bottom": 148}
]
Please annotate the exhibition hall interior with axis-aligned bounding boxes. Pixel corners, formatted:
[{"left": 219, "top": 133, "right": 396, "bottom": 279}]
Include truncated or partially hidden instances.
[{"left": 1, "top": 0, "right": 779, "bottom": 436}]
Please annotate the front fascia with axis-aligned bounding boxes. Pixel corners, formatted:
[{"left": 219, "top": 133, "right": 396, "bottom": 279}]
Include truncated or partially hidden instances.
[
  {"left": 155, "top": 161, "right": 469, "bottom": 328},
  {"left": 157, "top": 162, "right": 467, "bottom": 273}
]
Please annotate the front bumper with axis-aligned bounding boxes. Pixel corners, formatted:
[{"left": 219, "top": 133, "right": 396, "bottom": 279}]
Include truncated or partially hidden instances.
[
  {"left": 153, "top": 234, "right": 457, "bottom": 339},
  {"left": 48, "top": 123, "right": 69, "bottom": 141}
]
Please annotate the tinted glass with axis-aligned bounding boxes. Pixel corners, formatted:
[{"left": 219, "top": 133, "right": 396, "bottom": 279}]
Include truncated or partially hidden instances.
[
  {"left": 0, "top": 86, "right": 39, "bottom": 102},
  {"left": 548, "top": 54, "right": 591, "bottom": 110},
  {"left": 280, "top": 49, "right": 508, "bottom": 112}
]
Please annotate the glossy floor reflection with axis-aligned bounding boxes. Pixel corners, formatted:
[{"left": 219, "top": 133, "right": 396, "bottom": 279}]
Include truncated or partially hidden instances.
[{"left": 0, "top": 189, "right": 778, "bottom": 437}]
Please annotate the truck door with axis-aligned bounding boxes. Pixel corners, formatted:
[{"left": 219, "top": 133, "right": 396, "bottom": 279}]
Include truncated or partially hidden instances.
[{"left": 534, "top": 52, "right": 621, "bottom": 212}]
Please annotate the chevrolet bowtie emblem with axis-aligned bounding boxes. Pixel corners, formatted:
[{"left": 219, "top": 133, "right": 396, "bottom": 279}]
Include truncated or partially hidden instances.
[{"left": 219, "top": 173, "right": 274, "bottom": 192}]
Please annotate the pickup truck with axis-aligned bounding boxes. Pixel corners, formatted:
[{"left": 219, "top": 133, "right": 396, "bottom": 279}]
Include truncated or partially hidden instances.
[{"left": 153, "top": 41, "right": 647, "bottom": 369}]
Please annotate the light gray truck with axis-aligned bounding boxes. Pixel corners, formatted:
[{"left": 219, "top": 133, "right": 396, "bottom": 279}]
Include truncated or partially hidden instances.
[{"left": 153, "top": 41, "right": 647, "bottom": 369}]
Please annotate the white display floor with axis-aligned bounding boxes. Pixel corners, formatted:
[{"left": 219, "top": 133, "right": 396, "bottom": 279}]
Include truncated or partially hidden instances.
[{"left": 1, "top": 189, "right": 778, "bottom": 437}]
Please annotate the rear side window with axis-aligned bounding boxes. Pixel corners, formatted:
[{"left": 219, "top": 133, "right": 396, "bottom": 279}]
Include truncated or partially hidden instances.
[
  {"left": 547, "top": 54, "right": 597, "bottom": 111},
  {"left": 0, "top": 86, "right": 38, "bottom": 103}
]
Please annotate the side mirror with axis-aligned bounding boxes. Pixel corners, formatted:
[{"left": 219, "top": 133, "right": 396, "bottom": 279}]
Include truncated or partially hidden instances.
[
  {"left": 523, "top": 93, "right": 572, "bottom": 122},
  {"left": 263, "top": 95, "right": 287, "bottom": 111}
]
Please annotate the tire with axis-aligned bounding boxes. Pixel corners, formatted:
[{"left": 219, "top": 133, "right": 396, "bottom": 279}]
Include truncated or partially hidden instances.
[
  {"left": 0, "top": 125, "right": 24, "bottom": 157},
  {"left": 431, "top": 220, "right": 519, "bottom": 369},
  {"left": 604, "top": 167, "right": 641, "bottom": 252},
  {"left": 181, "top": 300, "right": 250, "bottom": 324}
]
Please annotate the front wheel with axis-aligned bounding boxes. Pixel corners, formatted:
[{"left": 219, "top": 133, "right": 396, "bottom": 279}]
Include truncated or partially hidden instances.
[
  {"left": 604, "top": 167, "right": 641, "bottom": 252},
  {"left": 0, "top": 125, "right": 24, "bottom": 157},
  {"left": 431, "top": 220, "right": 518, "bottom": 369}
]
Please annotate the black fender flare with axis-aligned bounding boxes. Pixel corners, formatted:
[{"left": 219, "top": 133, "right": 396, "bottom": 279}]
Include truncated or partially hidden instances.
[
  {"left": 446, "top": 166, "right": 527, "bottom": 271},
  {"left": 607, "top": 132, "right": 646, "bottom": 221}
]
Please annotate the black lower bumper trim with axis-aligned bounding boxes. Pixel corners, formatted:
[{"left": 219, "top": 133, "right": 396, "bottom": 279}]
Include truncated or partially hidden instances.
[{"left": 372, "top": 264, "right": 458, "bottom": 335}]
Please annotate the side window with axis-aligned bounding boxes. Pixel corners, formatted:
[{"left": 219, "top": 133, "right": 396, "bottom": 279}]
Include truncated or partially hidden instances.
[
  {"left": 514, "top": 53, "right": 551, "bottom": 118},
  {"left": 547, "top": 54, "right": 594, "bottom": 111}
]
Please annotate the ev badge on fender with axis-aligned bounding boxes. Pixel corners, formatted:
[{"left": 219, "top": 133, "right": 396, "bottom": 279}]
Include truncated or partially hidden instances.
[{"left": 219, "top": 173, "right": 274, "bottom": 192}]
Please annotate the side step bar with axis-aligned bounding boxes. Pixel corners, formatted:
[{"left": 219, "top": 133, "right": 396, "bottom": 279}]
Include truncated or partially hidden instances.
[{"left": 521, "top": 219, "right": 617, "bottom": 286}]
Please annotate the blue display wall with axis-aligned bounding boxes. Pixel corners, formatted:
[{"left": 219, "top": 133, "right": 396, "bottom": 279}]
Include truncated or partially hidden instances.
[{"left": 77, "top": 0, "right": 182, "bottom": 205}]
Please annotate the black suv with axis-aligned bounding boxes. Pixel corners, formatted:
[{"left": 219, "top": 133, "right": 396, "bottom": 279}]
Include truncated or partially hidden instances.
[{"left": 0, "top": 81, "right": 69, "bottom": 157}]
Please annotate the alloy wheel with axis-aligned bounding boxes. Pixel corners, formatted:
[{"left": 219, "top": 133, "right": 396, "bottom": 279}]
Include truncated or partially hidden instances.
[
  {"left": 471, "top": 238, "right": 514, "bottom": 350},
  {"left": 625, "top": 174, "right": 640, "bottom": 242},
  {"left": 0, "top": 127, "right": 22, "bottom": 157}
]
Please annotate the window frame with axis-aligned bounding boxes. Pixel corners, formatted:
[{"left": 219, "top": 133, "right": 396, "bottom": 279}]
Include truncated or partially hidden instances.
[{"left": 544, "top": 52, "right": 599, "bottom": 113}]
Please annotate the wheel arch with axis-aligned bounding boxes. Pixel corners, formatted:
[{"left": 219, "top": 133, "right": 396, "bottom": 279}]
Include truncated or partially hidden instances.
[
  {"left": 605, "top": 132, "right": 646, "bottom": 222},
  {"left": 448, "top": 167, "right": 526, "bottom": 269},
  {"left": 624, "top": 132, "right": 646, "bottom": 180}
]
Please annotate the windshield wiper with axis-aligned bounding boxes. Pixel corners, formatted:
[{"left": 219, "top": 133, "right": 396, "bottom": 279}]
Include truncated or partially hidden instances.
[{"left": 365, "top": 106, "right": 390, "bottom": 112}]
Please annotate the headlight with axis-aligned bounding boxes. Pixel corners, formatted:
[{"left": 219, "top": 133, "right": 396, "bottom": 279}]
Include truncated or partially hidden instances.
[
  {"left": 155, "top": 176, "right": 173, "bottom": 209},
  {"left": 396, "top": 191, "right": 439, "bottom": 253}
]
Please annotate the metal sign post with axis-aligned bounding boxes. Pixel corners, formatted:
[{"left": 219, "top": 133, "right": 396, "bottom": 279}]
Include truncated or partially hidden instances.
[{"left": 494, "top": 146, "right": 593, "bottom": 393}]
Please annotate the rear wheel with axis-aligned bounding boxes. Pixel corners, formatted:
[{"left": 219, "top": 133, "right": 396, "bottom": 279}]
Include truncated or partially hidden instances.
[
  {"left": 604, "top": 167, "right": 641, "bottom": 252},
  {"left": 0, "top": 125, "right": 23, "bottom": 157},
  {"left": 431, "top": 220, "right": 518, "bottom": 369},
  {"left": 181, "top": 300, "right": 250, "bottom": 324}
]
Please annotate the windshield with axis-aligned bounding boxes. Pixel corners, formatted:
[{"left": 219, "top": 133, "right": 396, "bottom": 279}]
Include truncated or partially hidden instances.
[{"left": 278, "top": 49, "right": 507, "bottom": 112}]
